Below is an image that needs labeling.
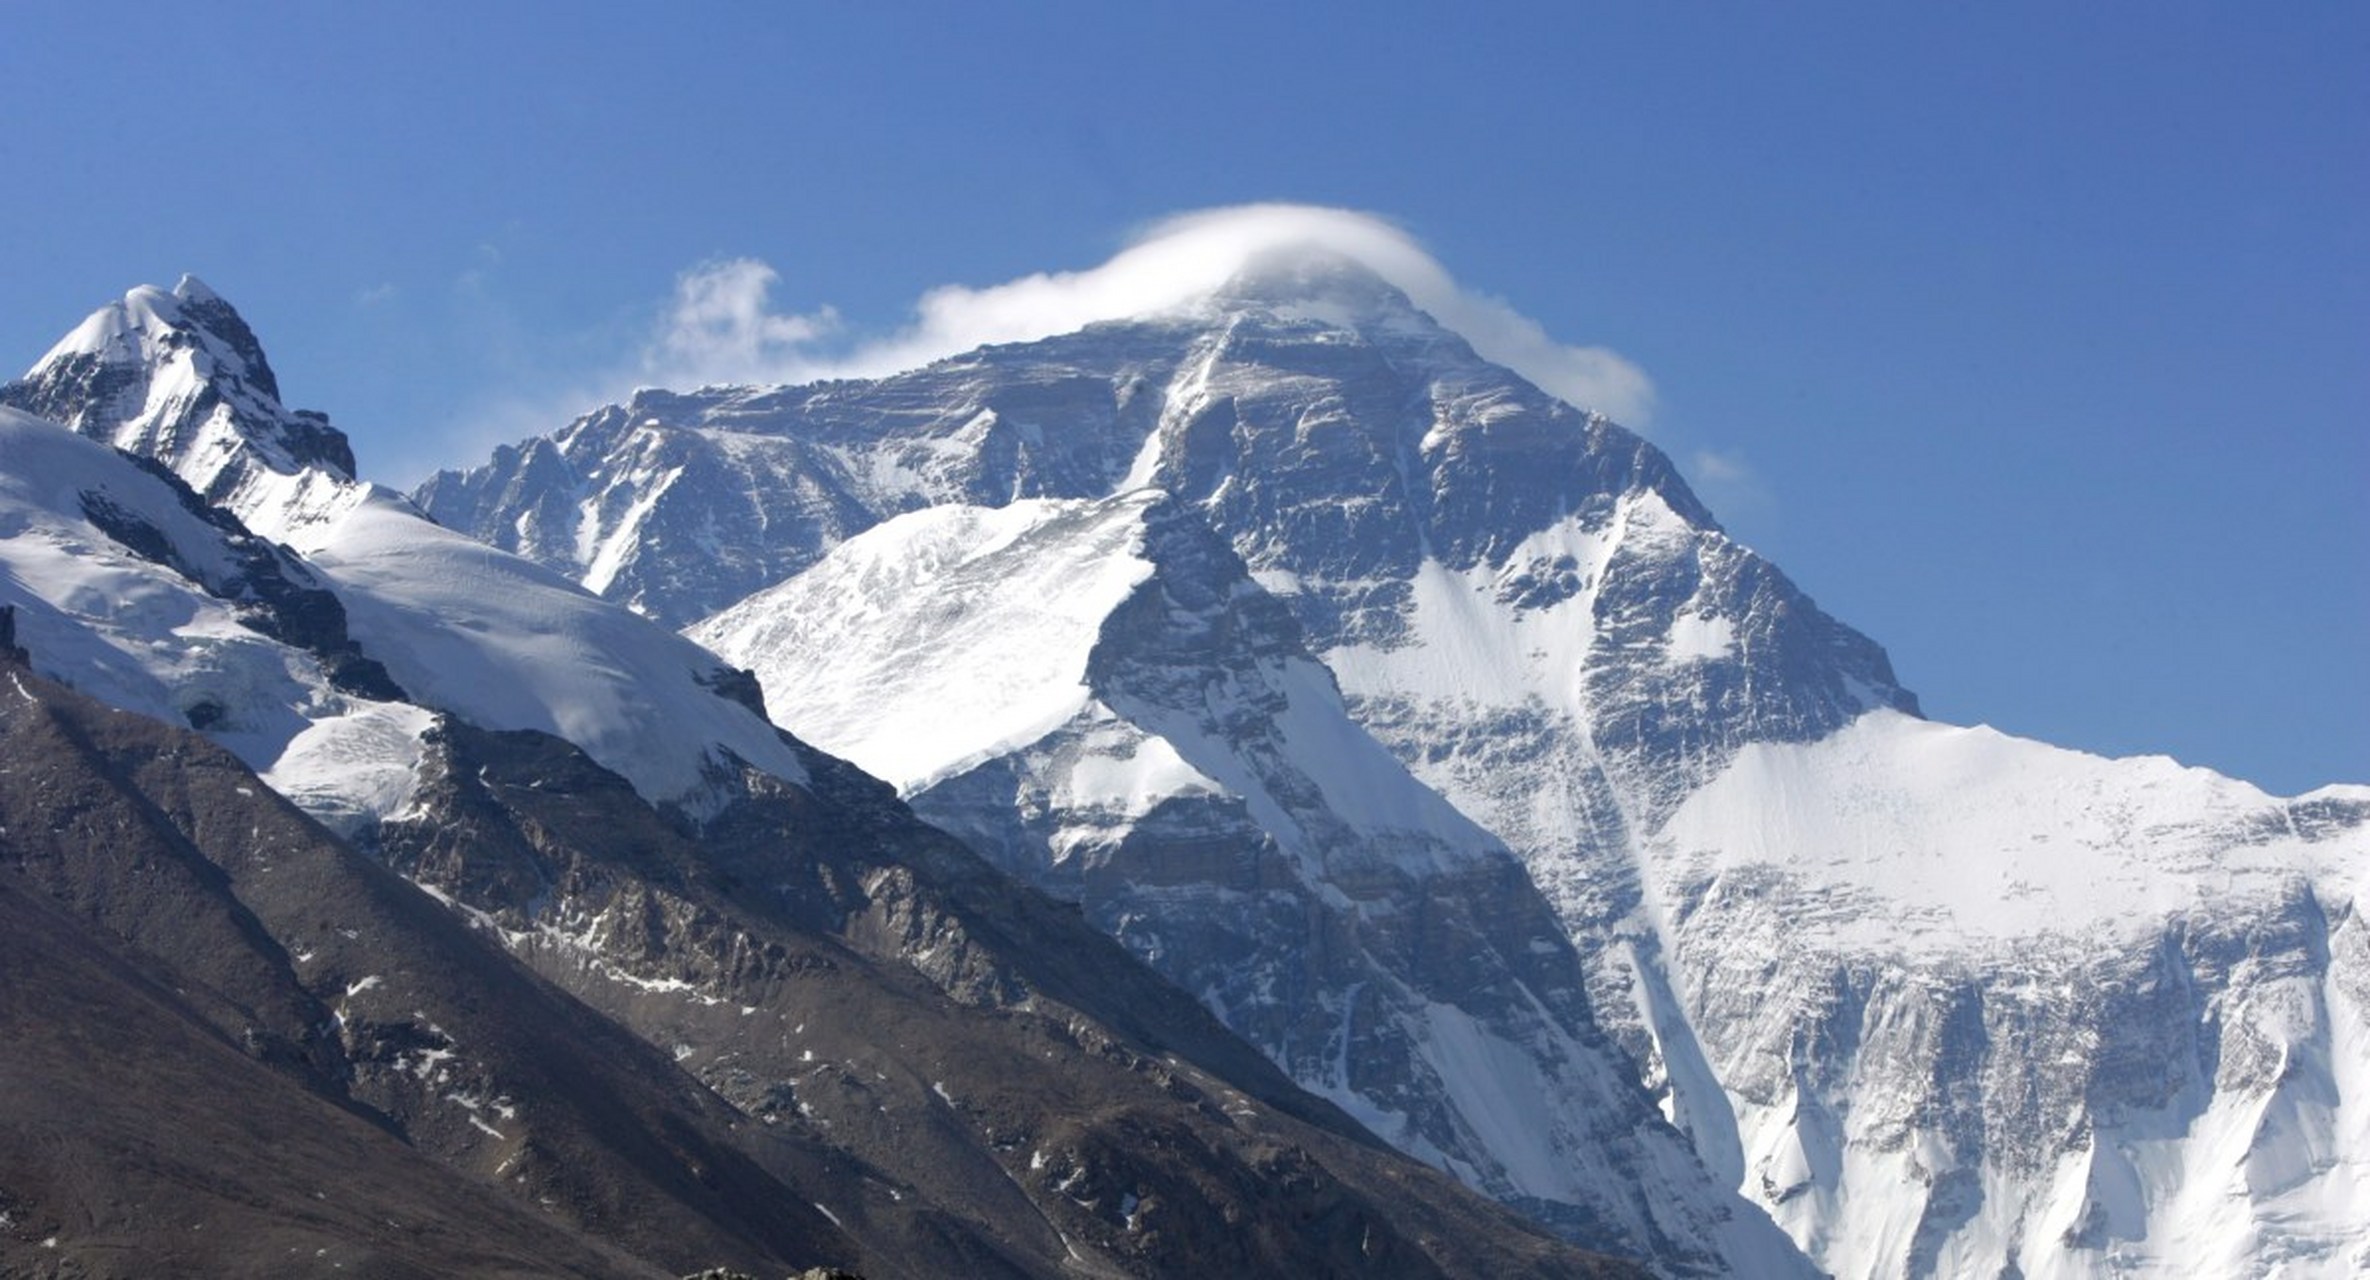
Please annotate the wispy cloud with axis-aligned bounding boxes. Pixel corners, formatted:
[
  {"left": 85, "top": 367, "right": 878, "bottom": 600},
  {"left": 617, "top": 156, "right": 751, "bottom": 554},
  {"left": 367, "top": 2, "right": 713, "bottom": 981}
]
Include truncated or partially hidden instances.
[
  {"left": 1688, "top": 448, "right": 1754, "bottom": 486},
  {"left": 1686, "top": 447, "right": 1777, "bottom": 530},
  {"left": 645, "top": 258, "right": 841, "bottom": 390},
  {"left": 635, "top": 203, "right": 1656, "bottom": 425}
]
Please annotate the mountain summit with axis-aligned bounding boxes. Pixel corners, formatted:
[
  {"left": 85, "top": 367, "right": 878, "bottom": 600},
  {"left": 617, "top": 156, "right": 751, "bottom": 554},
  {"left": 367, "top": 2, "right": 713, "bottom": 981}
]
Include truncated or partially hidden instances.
[
  {"left": 421, "top": 261, "right": 1918, "bottom": 1274},
  {"left": 1198, "top": 247, "right": 1445, "bottom": 321},
  {"left": 5, "top": 277, "right": 356, "bottom": 497}
]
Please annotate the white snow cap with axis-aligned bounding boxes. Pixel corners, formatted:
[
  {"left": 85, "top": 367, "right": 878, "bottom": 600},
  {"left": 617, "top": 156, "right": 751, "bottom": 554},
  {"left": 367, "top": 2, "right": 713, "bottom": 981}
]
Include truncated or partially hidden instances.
[
  {"left": 34, "top": 276, "right": 234, "bottom": 371},
  {"left": 172, "top": 273, "right": 226, "bottom": 305},
  {"left": 654, "top": 204, "right": 1655, "bottom": 424}
]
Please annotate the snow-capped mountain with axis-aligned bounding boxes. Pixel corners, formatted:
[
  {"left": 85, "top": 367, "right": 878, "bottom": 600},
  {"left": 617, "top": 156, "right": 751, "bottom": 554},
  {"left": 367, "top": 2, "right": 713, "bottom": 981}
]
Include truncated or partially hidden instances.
[
  {"left": 0, "top": 282, "right": 1633, "bottom": 1278},
  {"left": 2, "top": 279, "right": 809, "bottom": 816},
  {"left": 7, "top": 276, "right": 359, "bottom": 521},
  {"left": 427, "top": 250, "right": 2370, "bottom": 1277}
]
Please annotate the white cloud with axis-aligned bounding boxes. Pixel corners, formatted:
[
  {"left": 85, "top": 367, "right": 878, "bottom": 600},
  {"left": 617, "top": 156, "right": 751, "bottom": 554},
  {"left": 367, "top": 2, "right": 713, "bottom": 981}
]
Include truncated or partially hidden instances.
[
  {"left": 639, "top": 204, "right": 1655, "bottom": 425},
  {"left": 646, "top": 258, "right": 841, "bottom": 389},
  {"left": 1688, "top": 447, "right": 1755, "bottom": 485}
]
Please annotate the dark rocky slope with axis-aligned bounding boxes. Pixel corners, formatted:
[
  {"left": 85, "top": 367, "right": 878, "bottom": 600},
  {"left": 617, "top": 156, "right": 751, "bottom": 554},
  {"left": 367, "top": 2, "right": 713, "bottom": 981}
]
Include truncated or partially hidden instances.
[
  {"left": 0, "top": 650, "right": 850, "bottom": 1278},
  {"left": 374, "top": 714, "right": 1638, "bottom": 1278}
]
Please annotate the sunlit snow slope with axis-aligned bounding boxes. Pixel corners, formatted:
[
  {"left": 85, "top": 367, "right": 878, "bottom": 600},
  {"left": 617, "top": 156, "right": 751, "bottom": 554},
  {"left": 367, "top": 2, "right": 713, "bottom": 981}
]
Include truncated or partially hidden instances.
[{"left": 0, "top": 407, "right": 428, "bottom": 829}]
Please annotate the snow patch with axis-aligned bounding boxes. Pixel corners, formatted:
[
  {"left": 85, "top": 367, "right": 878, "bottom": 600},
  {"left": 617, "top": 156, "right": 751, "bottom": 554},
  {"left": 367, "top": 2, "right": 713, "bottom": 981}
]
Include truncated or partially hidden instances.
[
  {"left": 693, "top": 495, "right": 1160, "bottom": 794},
  {"left": 1667, "top": 611, "right": 1735, "bottom": 662},
  {"left": 1054, "top": 723, "right": 1221, "bottom": 817},
  {"left": 1656, "top": 709, "right": 2357, "bottom": 948}
]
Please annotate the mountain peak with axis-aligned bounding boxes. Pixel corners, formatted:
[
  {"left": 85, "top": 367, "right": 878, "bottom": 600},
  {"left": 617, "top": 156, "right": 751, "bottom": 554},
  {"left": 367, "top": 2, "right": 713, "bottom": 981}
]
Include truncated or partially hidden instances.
[
  {"left": 3, "top": 278, "right": 354, "bottom": 495},
  {"left": 1212, "top": 245, "right": 1410, "bottom": 305},
  {"left": 38, "top": 277, "right": 276, "bottom": 397},
  {"left": 172, "top": 272, "right": 224, "bottom": 305},
  {"left": 1195, "top": 246, "right": 1444, "bottom": 336}
]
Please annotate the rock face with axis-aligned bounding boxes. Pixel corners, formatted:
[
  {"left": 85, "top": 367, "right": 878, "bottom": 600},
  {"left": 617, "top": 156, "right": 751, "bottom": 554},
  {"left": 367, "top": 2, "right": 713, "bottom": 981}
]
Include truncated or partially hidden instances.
[
  {"left": 0, "top": 283, "right": 1632, "bottom": 1278},
  {"left": 690, "top": 491, "right": 1800, "bottom": 1270},
  {"left": 377, "top": 713, "right": 1627, "bottom": 1280},
  {"left": 428, "top": 252, "right": 2370, "bottom": 1277}
]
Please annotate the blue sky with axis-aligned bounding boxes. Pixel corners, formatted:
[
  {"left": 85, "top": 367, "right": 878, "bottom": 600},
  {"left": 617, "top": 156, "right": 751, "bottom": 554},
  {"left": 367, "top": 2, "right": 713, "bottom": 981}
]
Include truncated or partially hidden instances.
[{"left": 4, "top": 2, "right": 2362, "bottom": 793}]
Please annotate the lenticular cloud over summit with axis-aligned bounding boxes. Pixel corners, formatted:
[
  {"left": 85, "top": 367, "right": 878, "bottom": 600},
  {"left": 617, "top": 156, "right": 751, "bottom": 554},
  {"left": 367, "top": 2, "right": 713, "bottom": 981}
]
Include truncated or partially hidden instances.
[{"left": 648, "top": 204, "right": 1657, "bottom": 425}]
